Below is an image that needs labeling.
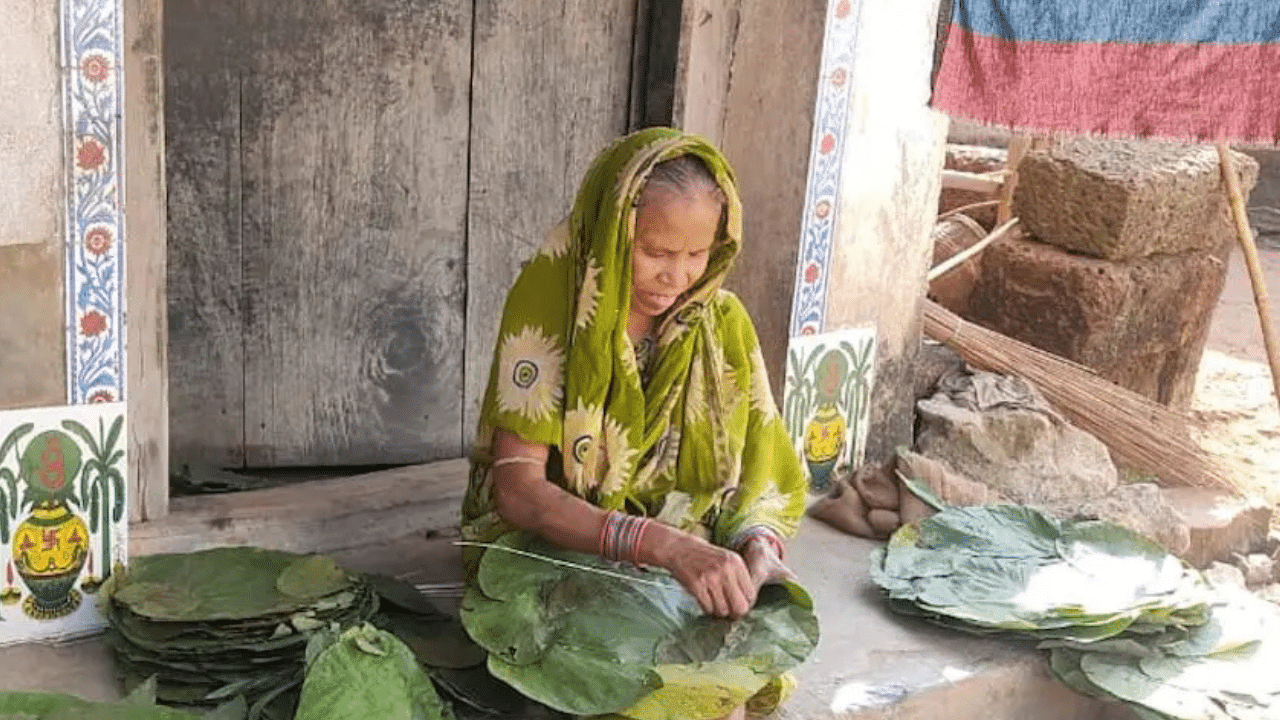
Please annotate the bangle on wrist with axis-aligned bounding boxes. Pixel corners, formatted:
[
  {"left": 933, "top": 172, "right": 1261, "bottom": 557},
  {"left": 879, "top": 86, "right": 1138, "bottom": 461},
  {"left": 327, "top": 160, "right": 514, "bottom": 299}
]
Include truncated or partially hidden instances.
[{"left": 734, "top": 527, "right": 785, "bottom": 561}]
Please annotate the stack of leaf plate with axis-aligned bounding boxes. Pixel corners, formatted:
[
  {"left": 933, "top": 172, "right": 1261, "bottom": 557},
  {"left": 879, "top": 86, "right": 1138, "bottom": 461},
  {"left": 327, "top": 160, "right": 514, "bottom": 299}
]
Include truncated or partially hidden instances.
[
  {"left": 870, "top": 505, "right": 1280, "bottom": 720},
  {"left": 104, "top": 547, "right": 377, "bottom": 719},
  {"left": 869, "top": 505, "right": 1210, "bottom": 641},
  {"left": 1046, "top": 587, "right": 1280, "bottom": 720},
  {"left": 460, "top": 531, "right": 819, "bottom": 720}
]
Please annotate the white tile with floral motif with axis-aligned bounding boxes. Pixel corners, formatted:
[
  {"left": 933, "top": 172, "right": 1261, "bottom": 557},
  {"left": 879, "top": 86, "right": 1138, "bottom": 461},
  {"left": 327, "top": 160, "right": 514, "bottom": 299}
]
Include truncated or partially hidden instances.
[{"left": 0, "top": 402, "right": 127, "bottom": 645}]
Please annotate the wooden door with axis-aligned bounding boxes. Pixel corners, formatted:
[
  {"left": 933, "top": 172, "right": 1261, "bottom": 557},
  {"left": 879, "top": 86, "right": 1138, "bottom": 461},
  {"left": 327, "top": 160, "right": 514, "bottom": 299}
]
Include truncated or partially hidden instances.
[{"left": 166, "top": 0, "right": 637, "bottom": 468}]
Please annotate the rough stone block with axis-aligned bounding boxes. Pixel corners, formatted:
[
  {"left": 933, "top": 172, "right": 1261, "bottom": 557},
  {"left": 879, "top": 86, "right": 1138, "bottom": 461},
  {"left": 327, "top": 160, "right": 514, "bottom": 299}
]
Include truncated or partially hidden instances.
[
  {"left": 1012, "top": 139, "right": 1258, "bottom": 260},
  {"left": 1161, "top": 487, "right": 1273, "bottom": 568},
  {"left": 939, "top": 144, "right": 1005, "bottom": 229},
  {"left": 968, "top": 234, "right": 1229, "bottom": 408}
]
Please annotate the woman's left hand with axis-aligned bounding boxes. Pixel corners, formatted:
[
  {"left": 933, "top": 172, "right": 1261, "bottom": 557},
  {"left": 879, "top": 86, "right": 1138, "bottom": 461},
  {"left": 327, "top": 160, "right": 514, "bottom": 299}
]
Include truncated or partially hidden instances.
[{"left": 740, "top": 537, "right": 798, "bottom": 591}]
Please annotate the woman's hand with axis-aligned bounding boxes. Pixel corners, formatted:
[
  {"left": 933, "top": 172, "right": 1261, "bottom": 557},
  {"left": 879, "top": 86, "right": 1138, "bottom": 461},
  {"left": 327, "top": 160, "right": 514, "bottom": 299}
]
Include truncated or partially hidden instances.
[
  {"left": 740, "top": 536, "right": 798, "bottom": 591},
  {"left": 642, "top": 525, "right": 757, "bottom": 619}
]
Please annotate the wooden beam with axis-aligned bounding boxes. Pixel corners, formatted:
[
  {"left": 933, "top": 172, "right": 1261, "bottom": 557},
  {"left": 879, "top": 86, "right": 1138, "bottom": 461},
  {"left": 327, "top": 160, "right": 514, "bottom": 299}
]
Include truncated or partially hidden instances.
[
  {"left": 130, "top": 459, "right": 470, "bottom": 556},
  {"left": 123, "top": 0, "right": 169, "bottom": 522},
  {"left": 940, "top": 169, "right": 1004, "bottom": 194}
]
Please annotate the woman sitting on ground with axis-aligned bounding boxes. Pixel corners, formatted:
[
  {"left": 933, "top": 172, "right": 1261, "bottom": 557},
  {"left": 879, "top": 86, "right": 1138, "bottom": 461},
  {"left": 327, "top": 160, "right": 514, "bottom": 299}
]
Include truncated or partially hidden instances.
[{"left": 461, "top": 127, "right": 808, "bottom": 719}]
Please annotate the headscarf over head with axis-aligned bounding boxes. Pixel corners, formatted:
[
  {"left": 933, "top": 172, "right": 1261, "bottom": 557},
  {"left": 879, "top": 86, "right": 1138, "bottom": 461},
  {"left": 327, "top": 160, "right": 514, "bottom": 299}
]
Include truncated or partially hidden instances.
[{"left": 464, "top": 127, "right": 804, "bottom": 551}]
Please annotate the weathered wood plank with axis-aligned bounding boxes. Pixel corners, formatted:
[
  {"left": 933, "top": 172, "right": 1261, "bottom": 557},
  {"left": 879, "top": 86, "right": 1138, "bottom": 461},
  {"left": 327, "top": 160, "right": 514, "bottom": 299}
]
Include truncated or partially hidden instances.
[
  {"left": 124, "top": 0, "right": 169, "bottom": 520},
  {"left": 130, "top": 459, "right": 469, "bottom": 555},
  {"left": 720, "top": 0, "right": 826, "bottom": 398},
  {"left": 671, "top": 0, "right": 740, "bottom": 146},
  {"left": 465, "top": 0, "right": 636, "bottom": 446},
  {"left": 163, "top": 0, "right": 246, "bottom": 467},
  {"left": 238, "top": 0, "right": 471, "bottom": 466}
]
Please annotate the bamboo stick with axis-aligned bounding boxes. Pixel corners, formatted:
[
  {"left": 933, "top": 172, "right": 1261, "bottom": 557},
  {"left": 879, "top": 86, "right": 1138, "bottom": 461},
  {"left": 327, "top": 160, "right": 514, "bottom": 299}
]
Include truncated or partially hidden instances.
[
  {"left": 1216, "top": 142, "right": 1280, "bottom": 409},
  {"left": 928, "top": 218, "right": 1019, "bottom": 282},
  {"left": 997, "top": 134, "right": 1032, "bottom": 224},
  {"left": 938, "top": 199, "right": 1000, "bottom": 222},
  {"left": 941, "top": 169, "right": 1005, "bottom": 194}
]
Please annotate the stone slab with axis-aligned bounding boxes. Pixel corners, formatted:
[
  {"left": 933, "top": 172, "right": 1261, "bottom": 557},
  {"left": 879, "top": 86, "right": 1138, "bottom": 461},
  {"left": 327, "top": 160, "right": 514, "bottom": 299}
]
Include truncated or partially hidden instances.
[
  {"left": 1161, "top": 487, "right": 1273, "bottom": 568},
  {"left": 968, "top": 234, "right": 1229, "bottom": 408},
  {"left": 0, "top": 520, "right": 1131, "bottom": 719},
  {"left": 1013, "top": 139, "right": 1258, "bottom": 261}
]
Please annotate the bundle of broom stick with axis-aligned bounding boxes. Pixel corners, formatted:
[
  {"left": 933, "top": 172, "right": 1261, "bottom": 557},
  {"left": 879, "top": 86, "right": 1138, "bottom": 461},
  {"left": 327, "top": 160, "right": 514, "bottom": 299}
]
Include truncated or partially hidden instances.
[{"left": 922, "top": 299, "right": 1243, "bottom": 493}]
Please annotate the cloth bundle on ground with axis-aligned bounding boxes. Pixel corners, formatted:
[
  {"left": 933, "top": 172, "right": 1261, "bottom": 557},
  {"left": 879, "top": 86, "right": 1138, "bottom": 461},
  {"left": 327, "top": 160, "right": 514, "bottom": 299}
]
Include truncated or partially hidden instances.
[
  {"left": 933, "top": 0, "right": 1280, "bottom": 143},
  {"left": 810, "top": 368, "right": 1190, "bottom": 555}
]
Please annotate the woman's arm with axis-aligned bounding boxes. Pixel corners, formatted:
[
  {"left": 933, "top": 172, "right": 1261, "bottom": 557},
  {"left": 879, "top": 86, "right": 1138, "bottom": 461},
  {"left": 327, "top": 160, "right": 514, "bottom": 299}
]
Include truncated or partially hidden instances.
[{"left": 490, "top": 428, "right": 759, "bottom": 618}]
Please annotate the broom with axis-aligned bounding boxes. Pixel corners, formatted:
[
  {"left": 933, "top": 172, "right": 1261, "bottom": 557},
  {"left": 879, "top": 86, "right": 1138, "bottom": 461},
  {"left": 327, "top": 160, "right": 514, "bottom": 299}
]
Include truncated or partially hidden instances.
[{"left": 922, "top": 299, "right": 1243, "bottom": 492}]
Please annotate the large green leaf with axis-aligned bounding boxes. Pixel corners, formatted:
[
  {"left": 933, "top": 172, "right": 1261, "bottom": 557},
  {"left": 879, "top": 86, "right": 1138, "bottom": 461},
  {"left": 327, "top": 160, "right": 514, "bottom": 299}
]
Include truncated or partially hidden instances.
[
  {"left": 113, "top": 548, "right": 359, "bottom": 621},
  {"left": 0, "top": 691, "right": 207, "bottom": 720},
  {"left": 461, "top": 531, "right": 818, "bottom": 719},
  {"left": 293, "top": 624, "right": 453, "bottom": 720}
]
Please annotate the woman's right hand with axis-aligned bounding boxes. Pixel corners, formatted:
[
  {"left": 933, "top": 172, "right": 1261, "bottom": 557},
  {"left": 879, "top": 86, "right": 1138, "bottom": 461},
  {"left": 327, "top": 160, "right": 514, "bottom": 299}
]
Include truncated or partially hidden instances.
[{"left": 644, "top": 525, "right": 757, "bottom": 619}]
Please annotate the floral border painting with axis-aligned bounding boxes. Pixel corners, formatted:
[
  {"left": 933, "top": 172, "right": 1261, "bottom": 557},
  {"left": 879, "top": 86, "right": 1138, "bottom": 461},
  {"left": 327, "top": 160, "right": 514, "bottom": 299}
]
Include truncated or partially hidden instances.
[
  {"left": 782, "top": 327, "right": 875, "bottom": 494},
  {"left": 0, "top": 402, "right": 127, "bottom": 646},
  {"left": 789, "top": 0, "right": 860, "bottom": 337},
  {"left": 64, "top": 0, "right": 127, "bottom": 405}
]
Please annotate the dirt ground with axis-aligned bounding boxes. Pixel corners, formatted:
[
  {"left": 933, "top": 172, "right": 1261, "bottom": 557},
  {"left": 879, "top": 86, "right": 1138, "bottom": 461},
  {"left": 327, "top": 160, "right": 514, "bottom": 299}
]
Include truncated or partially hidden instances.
[{"left": 1192, "top": 246, "right": 1280, "bottom": 516}]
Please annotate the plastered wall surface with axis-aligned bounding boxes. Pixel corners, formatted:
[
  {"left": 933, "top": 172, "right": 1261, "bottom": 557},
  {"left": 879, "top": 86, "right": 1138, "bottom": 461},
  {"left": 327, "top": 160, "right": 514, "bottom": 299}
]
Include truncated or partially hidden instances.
[
  {"left": 0, "top": 1, "right": 66, "bottom": 408},
  {"left": 0, "top": 2, "right": 63, "bottom": 248}
]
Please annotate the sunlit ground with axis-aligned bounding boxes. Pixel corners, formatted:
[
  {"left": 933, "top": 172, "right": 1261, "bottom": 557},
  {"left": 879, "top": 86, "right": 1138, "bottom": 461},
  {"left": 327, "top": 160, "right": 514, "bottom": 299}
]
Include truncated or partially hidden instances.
[{"left": 1191, "top": 247, "right": 1280, "bottom": 523}]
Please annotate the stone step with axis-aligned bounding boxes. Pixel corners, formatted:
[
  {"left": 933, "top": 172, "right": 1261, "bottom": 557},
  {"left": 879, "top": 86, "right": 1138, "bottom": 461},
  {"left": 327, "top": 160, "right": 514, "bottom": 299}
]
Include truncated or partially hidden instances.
[{"left": 0, "top": 520, "right": 1154, "bottom": 720}]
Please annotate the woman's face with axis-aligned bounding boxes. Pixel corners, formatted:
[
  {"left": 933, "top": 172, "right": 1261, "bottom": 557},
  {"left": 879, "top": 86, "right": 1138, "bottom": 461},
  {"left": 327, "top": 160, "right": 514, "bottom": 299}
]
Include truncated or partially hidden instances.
[{"left": 631, "top": 190, "right": 720, "bottom": 320}]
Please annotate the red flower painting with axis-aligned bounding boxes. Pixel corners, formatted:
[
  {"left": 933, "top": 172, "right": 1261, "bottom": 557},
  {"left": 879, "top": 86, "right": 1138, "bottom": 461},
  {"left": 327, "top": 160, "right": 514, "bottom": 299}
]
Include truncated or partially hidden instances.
[
  {"left": 77, "top": 139, "right": 106, "bottom": 171},
  {"left": 81, "top": 53, "right": 111, "bottom": 84},
  {"left": 85, "top": 227, "right": 113, "bottom": 256},
  {"left": 804, "top": 263, "right": 821, "bottom": 284},
  {"left": 831, "top": 68, "right": 847, "bottom": 87},
  {"left": 80, "top": 310, "right": 107, "bottom": 337},
  {"left": 88, "top": 390, "right": 115, "bottom": 404},
  {"left": 836, "top": 0, "right": 851, "bottom": 19},
  {"left": 819, "top": 134, "right": 836, "bottom": 155},
  {"left": 815, "top": 200, "right": 832, "bottom": 219}
]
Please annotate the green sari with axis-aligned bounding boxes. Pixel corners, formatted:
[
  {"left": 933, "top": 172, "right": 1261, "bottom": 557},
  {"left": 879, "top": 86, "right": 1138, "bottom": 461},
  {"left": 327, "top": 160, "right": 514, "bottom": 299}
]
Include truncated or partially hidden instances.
[{"left": 460, "top": 127, "right": 805, "bottom": 566}]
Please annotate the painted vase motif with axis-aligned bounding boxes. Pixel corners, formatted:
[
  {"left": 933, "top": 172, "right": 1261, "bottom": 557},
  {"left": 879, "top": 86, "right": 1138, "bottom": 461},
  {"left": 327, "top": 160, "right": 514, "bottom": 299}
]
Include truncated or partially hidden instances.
[
  {"left": 10, "top": 430, "right": 87, "bottom": 619},
  {"left": 802, "top": 350, "right": 850, "bottom": 493},
  {"left": 12, "top": 501, "right": 87, "bottom": 619},
  {"left": 804, "top": 403, "right": 846, "bottom": 492}
]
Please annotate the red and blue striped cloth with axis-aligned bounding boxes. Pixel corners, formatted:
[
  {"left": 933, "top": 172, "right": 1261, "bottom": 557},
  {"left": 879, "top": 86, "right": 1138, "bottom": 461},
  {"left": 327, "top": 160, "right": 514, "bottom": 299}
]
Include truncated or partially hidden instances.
[{"left": 932, "top": 1, "right": 1280, "bottom": 143}]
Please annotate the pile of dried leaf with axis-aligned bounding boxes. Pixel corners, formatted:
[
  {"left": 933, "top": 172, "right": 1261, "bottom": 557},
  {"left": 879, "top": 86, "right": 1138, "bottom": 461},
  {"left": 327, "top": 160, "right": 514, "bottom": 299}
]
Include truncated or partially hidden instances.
[{"left": 103, "top": 547, "right": 377, "bottom": 719}]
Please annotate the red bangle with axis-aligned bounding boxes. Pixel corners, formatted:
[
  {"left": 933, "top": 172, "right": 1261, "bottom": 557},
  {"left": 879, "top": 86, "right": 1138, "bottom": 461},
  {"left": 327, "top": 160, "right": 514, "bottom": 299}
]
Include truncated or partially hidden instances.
[
  {"left": 739, "top": 528, "right": 785, "bottom": 561},
  {"left": 632, "top": 518, "right": 652, "bottom": 567},
  {"left": 599, "top": 510, "right": 617, "bottom": 558}
]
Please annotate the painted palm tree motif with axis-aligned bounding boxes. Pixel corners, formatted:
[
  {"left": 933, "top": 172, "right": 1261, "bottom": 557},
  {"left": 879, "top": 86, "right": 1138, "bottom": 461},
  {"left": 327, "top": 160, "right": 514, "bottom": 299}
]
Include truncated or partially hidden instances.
[{"left": 783, "top": 329, "right": 876, "bottom": 493}]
